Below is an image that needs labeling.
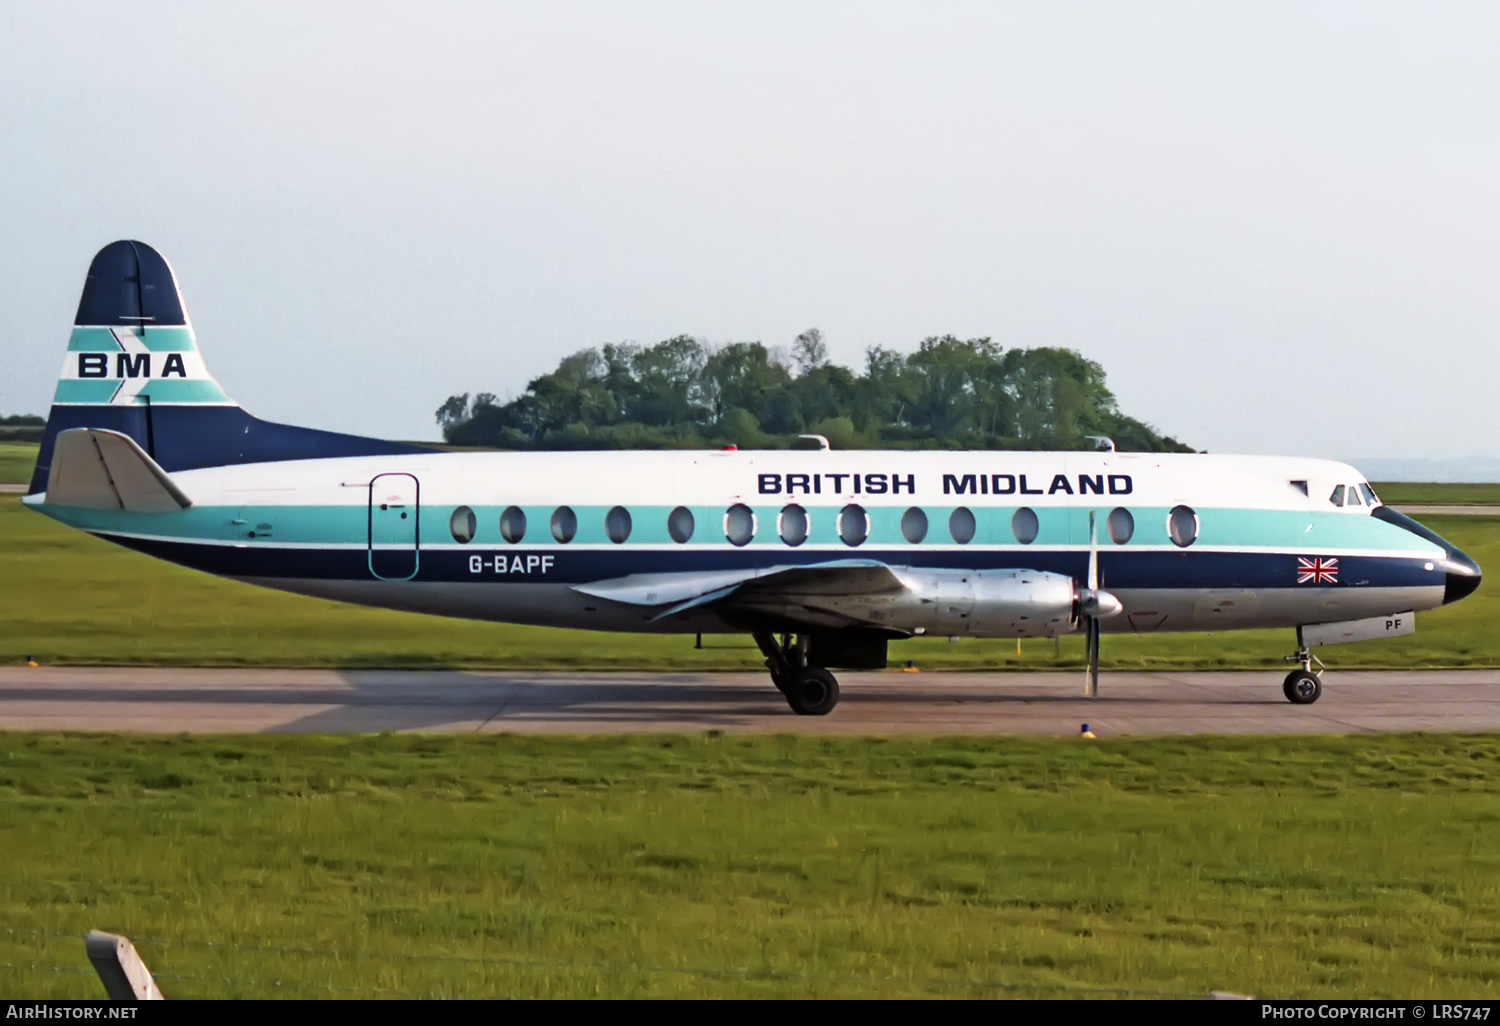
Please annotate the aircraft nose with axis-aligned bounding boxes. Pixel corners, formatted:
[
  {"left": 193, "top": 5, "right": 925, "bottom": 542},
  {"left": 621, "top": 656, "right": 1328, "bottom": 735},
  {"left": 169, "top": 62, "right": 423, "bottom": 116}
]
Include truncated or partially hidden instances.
[
  {"left": 1444, "top": 547, "right": 1482, "bottom": 605},
  {"left": 1372, "top": 505, "right": 1482, "bottom": 606}
]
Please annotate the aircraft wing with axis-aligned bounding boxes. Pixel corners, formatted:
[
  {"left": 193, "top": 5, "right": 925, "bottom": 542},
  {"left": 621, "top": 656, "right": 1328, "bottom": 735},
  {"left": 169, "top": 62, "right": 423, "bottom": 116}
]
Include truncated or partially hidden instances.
[{"left": 572, "top": 559, "right": 908, "bottom": 629}]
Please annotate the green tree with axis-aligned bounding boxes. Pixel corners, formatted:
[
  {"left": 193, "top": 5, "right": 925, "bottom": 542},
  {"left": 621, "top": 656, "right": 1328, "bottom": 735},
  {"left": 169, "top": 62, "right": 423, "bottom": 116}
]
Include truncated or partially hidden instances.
[{"left": 435, "top": 327, "right": 1191, "bottom": 453}]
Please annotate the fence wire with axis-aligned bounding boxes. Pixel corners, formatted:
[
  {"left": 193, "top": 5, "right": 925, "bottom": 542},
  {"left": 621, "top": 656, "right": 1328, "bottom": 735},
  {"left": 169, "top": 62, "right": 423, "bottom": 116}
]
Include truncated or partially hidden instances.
[{"left": 0, "top": 926, "right": 1214, "bottom": 999}]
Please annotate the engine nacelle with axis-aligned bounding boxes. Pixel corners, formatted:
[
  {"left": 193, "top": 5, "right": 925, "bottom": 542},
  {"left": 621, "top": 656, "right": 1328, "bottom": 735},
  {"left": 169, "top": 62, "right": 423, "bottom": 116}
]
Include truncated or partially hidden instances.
[
  {"left": 792, "top": 567, "right": 1081, "bottom": 638},
  {"left": 894, "top": 568, "right": 1079, "bottom": 637}
]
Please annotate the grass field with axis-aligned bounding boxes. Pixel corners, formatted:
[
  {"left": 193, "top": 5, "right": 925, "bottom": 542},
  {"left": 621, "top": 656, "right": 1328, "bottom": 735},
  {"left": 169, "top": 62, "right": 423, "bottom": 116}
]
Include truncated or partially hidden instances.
[
  {"left": 6, "top": 438, "right": 1500, "bottom": 1002},
  {"left": 3, "top": 731, "right": 1500, "bottom": 999},
  {"left": 1372, "top": 483, "right": 1500, "bottom": 506},
  {"left": 3, "top": 491, "right": 1498, "bottom": 669},
  {"left": 0, "top": 442, "right": 36, "bottom": 485}
]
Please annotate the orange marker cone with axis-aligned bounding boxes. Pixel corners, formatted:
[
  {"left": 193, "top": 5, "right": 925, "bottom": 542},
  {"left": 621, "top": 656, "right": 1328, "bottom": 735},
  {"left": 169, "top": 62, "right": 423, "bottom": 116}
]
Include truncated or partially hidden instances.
[
  {"left": 902, "top": 660, "right": 919, "bottom": 673},
  {"left": 25, "top": 655, "right": 38, "bottom": 667}
]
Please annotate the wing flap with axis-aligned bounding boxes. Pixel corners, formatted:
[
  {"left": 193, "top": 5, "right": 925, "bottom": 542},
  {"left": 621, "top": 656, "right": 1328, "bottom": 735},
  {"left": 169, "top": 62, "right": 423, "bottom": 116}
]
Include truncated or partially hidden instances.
[
  {"left": 573, "top": 569, "right": 761, "bottom": 608},
  {"left": 44, "top": 428, "right": 192, "bottom": 512},
  {"left": 574, "top": 559, "right": 908, "bottom": 627}
]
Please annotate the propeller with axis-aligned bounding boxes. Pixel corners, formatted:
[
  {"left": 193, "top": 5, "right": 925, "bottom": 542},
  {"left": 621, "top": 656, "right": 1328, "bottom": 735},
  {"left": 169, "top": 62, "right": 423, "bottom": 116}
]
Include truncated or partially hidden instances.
[{"left": 1078, "top": 511, "right": 1124, "bottom": 698}]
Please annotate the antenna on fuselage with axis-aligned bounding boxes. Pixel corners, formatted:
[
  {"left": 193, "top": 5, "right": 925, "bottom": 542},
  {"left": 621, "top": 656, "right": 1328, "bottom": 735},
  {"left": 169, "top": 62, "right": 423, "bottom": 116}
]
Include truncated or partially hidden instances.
[
  {"left": 796, "top": 434, "right": 832, "bottom": 451},
  {"left": 1085, "top": 435, "right": 1116, "bottom": 453}
]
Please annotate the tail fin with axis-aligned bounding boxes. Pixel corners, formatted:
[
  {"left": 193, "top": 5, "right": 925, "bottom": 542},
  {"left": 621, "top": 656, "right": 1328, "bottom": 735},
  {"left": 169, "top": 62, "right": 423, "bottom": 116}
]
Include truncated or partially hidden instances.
[
  {"left": 52, "top": 240, "right": 235, "bottom": 411},
  {"left": 29, "top": 241, "right": 422, "bottom": 494}
]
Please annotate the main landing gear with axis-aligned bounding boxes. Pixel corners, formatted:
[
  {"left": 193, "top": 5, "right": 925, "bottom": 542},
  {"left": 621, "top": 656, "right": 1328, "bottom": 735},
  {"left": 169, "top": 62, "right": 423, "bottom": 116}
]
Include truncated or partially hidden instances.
[
  {"left": 754, "top": 632, "right": 840, "bottom": 716},
  {"left": 1282, "top": 627, "right": 1325, "bottom": 705}
]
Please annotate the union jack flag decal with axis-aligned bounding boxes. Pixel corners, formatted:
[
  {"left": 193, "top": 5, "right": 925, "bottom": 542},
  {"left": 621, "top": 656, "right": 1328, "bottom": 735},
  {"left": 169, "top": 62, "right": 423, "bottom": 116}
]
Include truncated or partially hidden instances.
[{"left": 1297, "top": 557, "right": 1339, "bottom": 584}]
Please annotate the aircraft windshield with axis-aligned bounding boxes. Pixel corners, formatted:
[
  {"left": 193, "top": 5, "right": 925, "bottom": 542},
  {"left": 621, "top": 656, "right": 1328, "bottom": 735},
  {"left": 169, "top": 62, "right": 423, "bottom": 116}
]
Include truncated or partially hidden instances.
[{"left": 1330, "top": 482, "right": 1382, "bottom": 510}]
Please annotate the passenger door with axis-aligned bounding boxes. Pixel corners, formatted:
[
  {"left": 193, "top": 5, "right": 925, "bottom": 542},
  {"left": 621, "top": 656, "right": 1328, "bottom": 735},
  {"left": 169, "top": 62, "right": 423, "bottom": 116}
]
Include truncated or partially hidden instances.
[{"left": 368, "top": 473, "right": 419, "bottom": 580}]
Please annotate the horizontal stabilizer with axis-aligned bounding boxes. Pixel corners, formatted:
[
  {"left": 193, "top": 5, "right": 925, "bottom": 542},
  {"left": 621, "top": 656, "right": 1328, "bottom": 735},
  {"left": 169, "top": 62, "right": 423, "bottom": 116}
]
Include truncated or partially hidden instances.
[{"left": 44, "top": 428, "right": 192, "bottom": 512}]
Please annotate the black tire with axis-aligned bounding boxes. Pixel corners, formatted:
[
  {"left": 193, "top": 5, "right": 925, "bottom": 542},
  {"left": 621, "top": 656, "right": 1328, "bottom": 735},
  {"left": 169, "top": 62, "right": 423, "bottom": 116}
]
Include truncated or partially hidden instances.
[
  {"left": 770, "top": 670, "right": 791, "bottom": 694},
  {"left": 1283, "top": 670, "right": 1322, "bottom": 705},
  {"left": 785, "top": 668, "right": 840, "bottom": 716}
]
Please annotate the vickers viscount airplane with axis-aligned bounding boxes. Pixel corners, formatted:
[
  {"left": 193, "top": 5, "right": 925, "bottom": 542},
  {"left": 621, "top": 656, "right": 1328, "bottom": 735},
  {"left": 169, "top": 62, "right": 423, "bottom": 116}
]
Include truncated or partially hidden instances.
[{"left": 23, "top": 241, "right": 1483, "bottom": 715}]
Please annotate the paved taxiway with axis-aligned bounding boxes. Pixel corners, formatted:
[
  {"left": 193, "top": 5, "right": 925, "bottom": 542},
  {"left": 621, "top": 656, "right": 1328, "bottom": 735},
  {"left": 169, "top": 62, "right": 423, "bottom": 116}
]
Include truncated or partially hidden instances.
[{"left": 1, "top": 667, "right": 1497, "bottom": 735}]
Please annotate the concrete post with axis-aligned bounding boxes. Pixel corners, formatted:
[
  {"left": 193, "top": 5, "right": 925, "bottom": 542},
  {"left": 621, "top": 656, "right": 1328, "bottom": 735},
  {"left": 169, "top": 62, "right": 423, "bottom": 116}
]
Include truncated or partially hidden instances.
[{"left": 85, "top": 930, "right": 164, "bottom": 1000}]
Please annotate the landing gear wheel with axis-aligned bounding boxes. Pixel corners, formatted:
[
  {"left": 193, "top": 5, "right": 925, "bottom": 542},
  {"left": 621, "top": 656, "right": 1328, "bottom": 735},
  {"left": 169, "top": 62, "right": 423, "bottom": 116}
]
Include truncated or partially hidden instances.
[
  {"left": 770, "top": 671, "right": 791, "bottom": 694},
  {"left": 1283, "top": 669, "right": 1322, "bottom": 705},
  {"left": 786, "top": 668, "right": 840, "bottom": 716}
]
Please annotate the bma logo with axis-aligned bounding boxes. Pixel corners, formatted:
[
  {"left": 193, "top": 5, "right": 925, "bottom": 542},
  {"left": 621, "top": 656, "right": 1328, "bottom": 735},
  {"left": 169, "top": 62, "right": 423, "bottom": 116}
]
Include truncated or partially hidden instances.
[{"left": 77, "top": 353, "right": 190, "bottom": 379}]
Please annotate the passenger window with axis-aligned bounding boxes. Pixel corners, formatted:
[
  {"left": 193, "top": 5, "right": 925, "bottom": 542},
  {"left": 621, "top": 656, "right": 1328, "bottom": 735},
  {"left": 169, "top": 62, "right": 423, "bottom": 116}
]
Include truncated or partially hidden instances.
[
  {"left": 1167, "top": 505, "right": 1198, "bottom": 547},
  {"left": 499, "top": 506, "right": 526, "bottom": 544},
  {"left": 668, "top": 506, "right": 695, "bottom": 544},
  {"left": 838, "top": 504, "right": 868, "bottom": 546},
  {"left": 1329, "top": 485, "right": 1345, "bottom": 507},
  {"left": 449, "top": 506, "right": 476, "bottom": 544},
  {"left": 901, "top": 507, "right": 928, "bottom": 544},
  {"left": 724, "top": 504, "right": 755, "bottom": 546},
  {"left": 1107, "top": 507, "right": 1134, "bottom": 545},
  {"left": 949, "top": 507, "right": 976, "bottom": 545},
  {"left": 779, "top": 504, "right": 809, "bottom": 546},
  {"left": 1011, "top": 507, "right": 1039, "bottom": 545},
  {"left": 605, "top": 505, "right": 632, "bottom": 544},
  {"left": 550, "top": 506, "right": 577, "bottom": 544}
]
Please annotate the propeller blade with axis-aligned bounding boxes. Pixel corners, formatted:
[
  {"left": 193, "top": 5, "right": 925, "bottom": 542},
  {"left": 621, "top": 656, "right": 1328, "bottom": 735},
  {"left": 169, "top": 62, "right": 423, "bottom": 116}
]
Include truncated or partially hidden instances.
[
  {"left": 1082, "top": 509, "right": 1101, "bottom": 696},
  {"left": 1077, "top": 510, "right": 1105, "bottom": 697},
  {"left": 1088, "top": 510, "right": 1099, "bottom": 591},
  {"left": 1085, "top": 615, "right": 1100, "bottom": 698}
]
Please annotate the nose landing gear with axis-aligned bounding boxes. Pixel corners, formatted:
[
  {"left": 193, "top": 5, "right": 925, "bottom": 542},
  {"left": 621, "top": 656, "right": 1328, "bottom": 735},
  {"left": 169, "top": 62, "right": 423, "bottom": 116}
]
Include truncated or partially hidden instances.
[
  {"left": 1283, "top": 627, "right": 1325, "bottom": 704},
  {"left": 1283, "top": 669, "right": 1323, "bottom": 704},
  {"left": 754, "top": 632, "right": 840, "bottom": 715}
]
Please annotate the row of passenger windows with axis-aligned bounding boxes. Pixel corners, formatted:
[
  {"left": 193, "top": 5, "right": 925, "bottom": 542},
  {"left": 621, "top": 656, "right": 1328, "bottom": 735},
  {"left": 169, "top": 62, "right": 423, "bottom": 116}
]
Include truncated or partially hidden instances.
[{"left": 448, "top": 503, "right": 1202, "bottom": 548}]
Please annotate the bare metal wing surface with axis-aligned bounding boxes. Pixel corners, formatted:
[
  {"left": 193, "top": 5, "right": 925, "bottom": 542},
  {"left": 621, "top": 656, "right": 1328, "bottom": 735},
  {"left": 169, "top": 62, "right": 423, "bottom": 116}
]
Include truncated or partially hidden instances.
[{"left": 573, "top": 561, "right": 1095, "bottom": 635}]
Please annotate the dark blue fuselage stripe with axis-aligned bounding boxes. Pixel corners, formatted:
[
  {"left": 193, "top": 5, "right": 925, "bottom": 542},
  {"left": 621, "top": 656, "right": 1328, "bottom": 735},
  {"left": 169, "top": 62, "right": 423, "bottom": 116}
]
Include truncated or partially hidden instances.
[{"left": 97, "top": 534, "right": 1442, "bottom": 590}]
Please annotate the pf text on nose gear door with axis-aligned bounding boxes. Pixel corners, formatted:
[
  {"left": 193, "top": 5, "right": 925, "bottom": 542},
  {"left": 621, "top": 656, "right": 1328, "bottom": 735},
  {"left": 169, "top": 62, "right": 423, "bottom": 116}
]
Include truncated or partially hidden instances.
[{"left": 368, "top": 473, "right": 419, "bottom": 580}]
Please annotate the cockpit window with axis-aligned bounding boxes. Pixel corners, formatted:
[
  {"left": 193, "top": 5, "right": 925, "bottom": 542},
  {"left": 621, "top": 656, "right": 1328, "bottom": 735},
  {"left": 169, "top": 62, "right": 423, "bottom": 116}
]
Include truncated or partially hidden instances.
[
  {"left": 1346, "top": 485, "right": 1363, "bottom": 506},
  {"left": 1329, "top": 485, "right": 1346, "bottom": 507},
  {"left": 1360, "top": 483, "right": 1379, "bottom": 506}
]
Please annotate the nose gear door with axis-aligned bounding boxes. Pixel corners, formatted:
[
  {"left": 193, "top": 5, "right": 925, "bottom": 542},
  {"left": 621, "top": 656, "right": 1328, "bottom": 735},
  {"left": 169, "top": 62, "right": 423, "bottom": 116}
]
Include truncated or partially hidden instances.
[{"left": 368, "top": 473, "right": 419, "bottom": 580}]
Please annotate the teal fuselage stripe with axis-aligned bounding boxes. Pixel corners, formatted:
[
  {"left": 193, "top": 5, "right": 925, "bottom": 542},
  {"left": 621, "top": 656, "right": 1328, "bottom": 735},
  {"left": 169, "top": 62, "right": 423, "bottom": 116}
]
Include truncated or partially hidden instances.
[{"left": 35, "top": 501, "right": 1446, "bottom": 557}]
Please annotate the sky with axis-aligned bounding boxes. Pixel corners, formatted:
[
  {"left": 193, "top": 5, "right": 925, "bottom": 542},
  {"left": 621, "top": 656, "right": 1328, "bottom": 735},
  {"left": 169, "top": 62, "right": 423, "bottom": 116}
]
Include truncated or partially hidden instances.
[{"left": 1, "top": 2, "right": 1497, "bottom": 459}]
